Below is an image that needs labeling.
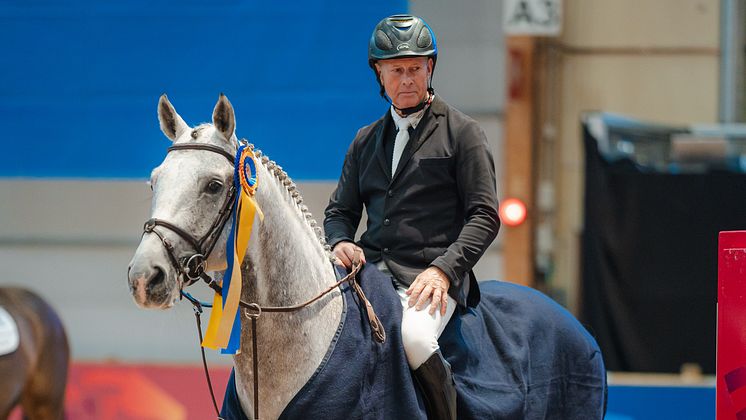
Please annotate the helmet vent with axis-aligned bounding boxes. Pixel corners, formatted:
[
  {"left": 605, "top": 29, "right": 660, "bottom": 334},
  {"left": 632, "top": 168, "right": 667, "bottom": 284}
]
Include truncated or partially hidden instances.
[
  {"left": 374, "top": 30, "right": 394, "bottom": 51},
  {"left": 416, "top": 27, "right": 432, "bottom": 48},
  {"left": 390, "top": 15, "right": 413, "bottom": 24}
]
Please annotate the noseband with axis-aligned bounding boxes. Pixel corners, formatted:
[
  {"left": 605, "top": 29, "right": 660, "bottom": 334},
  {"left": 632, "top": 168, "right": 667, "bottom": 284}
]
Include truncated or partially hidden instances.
[{"left": 142, "top": 143, "right": 238, "bottom": 288}]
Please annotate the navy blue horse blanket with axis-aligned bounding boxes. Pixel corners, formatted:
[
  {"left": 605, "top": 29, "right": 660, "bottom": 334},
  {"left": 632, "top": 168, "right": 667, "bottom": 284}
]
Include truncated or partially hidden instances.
[{"left": 221, "top": 264, "right": 606, "bottom": 419}]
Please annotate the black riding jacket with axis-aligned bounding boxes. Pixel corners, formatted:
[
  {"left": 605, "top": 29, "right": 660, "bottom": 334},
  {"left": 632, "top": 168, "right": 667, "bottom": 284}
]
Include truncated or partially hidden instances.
[{"left": 324, "top": 96, "right": 499, "bottom": 308}]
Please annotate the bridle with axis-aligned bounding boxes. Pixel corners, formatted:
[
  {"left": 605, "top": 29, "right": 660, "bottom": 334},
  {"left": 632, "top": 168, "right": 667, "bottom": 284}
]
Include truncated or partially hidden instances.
[
  {"left": 139, "top": 141, "right": 386, "bottom": 420},
  {"left": 142, "top": 143, "right": 238, "bottom": 290}
]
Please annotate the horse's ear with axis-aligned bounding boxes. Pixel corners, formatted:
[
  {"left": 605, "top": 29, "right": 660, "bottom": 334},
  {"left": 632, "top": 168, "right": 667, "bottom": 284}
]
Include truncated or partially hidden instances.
[
  {"left": 212, "top": 93, "right": 236, "bottom": 142},
  {"left": 158, "top": 94, "right": 189, "bottom": 142}
]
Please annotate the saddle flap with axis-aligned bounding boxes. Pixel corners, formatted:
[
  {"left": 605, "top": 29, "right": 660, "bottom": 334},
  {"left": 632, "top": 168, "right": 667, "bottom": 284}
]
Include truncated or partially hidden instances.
[{"left": 0, "top": 307, "right": 20, "bottom": 356}]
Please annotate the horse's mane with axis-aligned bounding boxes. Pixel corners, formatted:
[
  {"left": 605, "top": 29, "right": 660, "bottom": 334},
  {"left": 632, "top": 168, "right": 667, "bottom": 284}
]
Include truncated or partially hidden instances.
[
  {"left": 186, "top": 124, "right": 334, "bottom": 261},
  {"left": 246, "top": 143, "right": 333, "bottom": 260}
]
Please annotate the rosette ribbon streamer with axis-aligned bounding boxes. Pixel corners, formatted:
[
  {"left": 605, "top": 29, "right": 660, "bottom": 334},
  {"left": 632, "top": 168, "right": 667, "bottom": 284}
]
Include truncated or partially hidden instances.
[{"left": 202, "top": 144, "right": 263, "bottom": 354}]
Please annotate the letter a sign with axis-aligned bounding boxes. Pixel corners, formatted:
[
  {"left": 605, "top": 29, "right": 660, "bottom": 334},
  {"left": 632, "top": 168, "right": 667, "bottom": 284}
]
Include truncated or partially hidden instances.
[{"left": 504, "top": 0, "right": 562, "bottom": 36}]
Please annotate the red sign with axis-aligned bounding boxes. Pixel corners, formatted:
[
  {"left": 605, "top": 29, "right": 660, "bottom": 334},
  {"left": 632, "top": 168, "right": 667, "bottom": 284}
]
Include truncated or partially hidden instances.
[
  {"left": 717, "top": 231, "right": 746, "bottom": 419},
  {"left": 11, "top": 362, "right": 232, "bottom": 420}
]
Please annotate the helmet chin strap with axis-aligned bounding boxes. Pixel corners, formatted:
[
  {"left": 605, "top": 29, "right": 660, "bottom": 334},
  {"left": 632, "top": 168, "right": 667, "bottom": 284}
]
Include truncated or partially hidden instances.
[{"left": 388, "top": 88, "right": 434, "bottom": 116}]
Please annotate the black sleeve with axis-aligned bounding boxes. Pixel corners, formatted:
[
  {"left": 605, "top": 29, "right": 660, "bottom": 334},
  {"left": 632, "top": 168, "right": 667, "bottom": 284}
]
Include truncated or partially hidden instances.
[
  {"left": 324, "top": 138, "right": 363, "bottom": 248},
  {"left": 430, "top": 121, "right": 500, "bottom": 289}
]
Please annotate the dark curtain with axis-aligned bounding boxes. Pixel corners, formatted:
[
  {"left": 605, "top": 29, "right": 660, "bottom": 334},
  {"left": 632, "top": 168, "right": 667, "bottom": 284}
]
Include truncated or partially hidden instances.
[{"left": 581, "top": 125, "right": 746, "bottom": 373}]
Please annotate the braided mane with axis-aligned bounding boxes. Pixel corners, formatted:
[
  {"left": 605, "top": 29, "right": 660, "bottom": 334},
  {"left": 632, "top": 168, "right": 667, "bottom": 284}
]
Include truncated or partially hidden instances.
[{"left": 245, "top": 143, "right": 333, "bottom": 259}]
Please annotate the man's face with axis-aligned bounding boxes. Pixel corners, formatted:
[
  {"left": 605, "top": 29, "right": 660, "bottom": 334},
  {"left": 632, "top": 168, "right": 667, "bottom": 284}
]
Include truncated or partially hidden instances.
[{"left": 376, "top": 57, "right": 432, "bottom": 110}]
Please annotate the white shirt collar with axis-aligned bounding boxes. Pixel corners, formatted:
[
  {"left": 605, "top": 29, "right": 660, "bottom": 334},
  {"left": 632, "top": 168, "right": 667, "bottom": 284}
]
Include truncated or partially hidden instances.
[{"left": 389, "top": 95, "right": 432, "bottom": 130}]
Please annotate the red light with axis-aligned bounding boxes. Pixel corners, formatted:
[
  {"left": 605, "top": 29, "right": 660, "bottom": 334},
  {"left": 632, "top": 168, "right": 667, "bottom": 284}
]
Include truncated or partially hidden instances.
[{"left": 499, "top": 198, "right": 527, "bottom": 227}]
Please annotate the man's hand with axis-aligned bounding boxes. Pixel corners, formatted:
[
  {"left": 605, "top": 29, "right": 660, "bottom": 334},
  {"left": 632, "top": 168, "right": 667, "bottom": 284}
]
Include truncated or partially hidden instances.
[
  {"left": 332, "top": 241, "right": 366, "bottom": 269},
  {"left": 406, "top": 266, "right": 450, "bottom": 316}
]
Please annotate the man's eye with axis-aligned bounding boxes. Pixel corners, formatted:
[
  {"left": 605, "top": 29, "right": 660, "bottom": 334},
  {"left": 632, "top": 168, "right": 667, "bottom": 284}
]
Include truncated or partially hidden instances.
[{"left": 206, "top": 180, "right": 223, "bottom": 194}]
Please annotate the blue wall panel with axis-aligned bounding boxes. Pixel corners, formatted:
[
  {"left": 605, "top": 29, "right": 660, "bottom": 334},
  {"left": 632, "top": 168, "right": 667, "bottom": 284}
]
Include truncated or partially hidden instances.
[{"left": 0, "top": 1, "right": 406, "bottom": 180}]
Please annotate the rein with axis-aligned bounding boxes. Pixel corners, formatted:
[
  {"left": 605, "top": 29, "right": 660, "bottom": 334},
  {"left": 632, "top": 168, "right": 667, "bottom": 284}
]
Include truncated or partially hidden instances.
[
  {"left": 188, "top": 252, "right": 384, "bottom": 420},
  {"left": 142, "top": 142, "right": 385, "bottom": 419}
]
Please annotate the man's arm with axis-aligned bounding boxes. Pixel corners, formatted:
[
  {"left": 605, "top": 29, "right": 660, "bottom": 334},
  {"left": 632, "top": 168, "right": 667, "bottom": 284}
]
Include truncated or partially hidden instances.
[
  {"left": 429, "top": 121, "right": 500, "bottom": 297},
  {"left": 324, "top": 140, "right": 364, "bottom": 260}
]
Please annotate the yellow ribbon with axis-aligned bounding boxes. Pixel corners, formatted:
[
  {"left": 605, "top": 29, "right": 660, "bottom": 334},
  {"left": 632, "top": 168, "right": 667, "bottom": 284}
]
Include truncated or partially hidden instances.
[{"left": 202, "top": 147, "right": 263, "bottom": 352}]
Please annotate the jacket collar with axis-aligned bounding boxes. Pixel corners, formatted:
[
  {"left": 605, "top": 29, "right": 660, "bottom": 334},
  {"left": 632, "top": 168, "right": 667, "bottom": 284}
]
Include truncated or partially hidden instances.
[
  {"left": 391, "top": 96, "right": 442, "bottom": 182},
  {"left": 374, "top": 112, "right": 394, "bottom": 179},
  {"left": 427, "top": 94, "right": 447, "bottom": 117},
  {"left": 373, "top": 95, "right": 445, "bottom": 182}
]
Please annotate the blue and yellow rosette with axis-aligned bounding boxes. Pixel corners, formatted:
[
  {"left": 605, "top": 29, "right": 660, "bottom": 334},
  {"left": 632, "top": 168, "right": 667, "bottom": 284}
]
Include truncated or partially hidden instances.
[{"left": 202, "top": 143, "right": 263, "bottom": 354}]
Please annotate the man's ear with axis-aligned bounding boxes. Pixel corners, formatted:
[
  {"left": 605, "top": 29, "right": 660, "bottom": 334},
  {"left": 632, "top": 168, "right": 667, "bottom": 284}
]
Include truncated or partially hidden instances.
[{"left": 374, "top": 62, "right": 384, "bottom": 83}]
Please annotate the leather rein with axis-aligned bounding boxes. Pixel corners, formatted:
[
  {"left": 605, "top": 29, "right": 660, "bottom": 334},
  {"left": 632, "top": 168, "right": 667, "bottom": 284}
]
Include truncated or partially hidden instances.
[{"left": 141, "top": 142, "right": 385, "bottom": 420}]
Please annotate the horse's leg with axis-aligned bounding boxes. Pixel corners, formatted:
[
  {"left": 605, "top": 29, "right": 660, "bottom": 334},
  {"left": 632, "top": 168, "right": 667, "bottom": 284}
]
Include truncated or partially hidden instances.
[
  {"left": 18, "top": 339, "right": 68, "bottom": 419},
  {"left": 19, "top": 293, "right": 69, "bottom": 420},
  {"left": 0, "top": 297, "right": 35, "bottom": 420},
  {"left": 19, "top": 366, "right": 67, "bottom": 420},
  {"left": 0, "top": 353, "right": 26, "bottom": 419}
]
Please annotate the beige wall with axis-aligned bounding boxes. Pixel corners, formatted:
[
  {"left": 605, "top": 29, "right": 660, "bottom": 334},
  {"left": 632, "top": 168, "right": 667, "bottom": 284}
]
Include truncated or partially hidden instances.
[
  {"left": 553, "top": 0, "right": 721, "bottom": 312},
  {"left": 563, "top": 0, "right": 719, "bottom": 49}
]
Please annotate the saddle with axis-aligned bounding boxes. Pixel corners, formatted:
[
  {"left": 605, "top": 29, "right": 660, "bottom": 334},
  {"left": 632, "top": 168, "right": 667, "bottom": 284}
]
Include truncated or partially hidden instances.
[{"left": 0, "top": 307, "right": 20, "bottom": 356}]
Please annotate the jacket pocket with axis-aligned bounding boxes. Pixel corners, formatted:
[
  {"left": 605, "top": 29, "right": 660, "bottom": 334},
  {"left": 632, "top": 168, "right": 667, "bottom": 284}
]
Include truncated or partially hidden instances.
[
  {"left": 415, "top": 156, "right": 456, "bottom": 189},
  {"left": 418, "top": 156, "right": 454, "bottom": 166}
]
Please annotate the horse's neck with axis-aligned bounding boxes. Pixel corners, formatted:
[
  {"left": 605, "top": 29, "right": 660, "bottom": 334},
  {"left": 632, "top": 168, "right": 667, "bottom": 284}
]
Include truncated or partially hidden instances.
[
  {"left": 251, "top": 176, "right": 333, "bottom": 303},
  {"left": 233, "top": 161, "right": 343, "bottom": 419}
]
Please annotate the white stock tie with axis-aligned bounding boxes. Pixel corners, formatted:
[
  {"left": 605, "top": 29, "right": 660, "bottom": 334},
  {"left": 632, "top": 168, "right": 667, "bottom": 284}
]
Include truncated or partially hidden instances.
[{"left": 392, "top": 117, "right": 411, "bottom": 175}]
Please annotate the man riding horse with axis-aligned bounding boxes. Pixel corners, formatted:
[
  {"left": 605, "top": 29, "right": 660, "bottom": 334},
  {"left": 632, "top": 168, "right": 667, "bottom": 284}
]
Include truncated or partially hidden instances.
[{"left": 324, "top": 14, "right": 499, "bottom": 420}]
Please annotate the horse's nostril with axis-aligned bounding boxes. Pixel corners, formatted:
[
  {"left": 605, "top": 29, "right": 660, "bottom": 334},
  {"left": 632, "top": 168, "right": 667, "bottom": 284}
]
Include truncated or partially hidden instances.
[{"left": 148, "top": 267, "right": 166, "bottom": 291}]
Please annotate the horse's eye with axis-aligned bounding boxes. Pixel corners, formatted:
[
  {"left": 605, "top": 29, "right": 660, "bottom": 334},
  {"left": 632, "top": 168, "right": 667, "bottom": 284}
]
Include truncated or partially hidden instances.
[{"left": 206, "top": 180, "right": 223, "bottom": 194}]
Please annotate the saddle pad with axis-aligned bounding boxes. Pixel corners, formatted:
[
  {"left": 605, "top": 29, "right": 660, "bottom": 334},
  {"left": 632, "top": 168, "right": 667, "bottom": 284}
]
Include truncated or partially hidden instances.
[
  {"left": 221, "top": 264, "right": 426, "bottom": 419},
  {"left": 0, "top": 306, "right": 20, "bottom": 356},
  {"left": 221, "top": 265, "right": 607, "bottom": 419}
]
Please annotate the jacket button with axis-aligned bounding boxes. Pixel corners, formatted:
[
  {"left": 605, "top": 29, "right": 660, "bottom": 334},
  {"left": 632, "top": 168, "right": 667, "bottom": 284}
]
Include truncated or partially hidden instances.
[
  {"left": 387, "top": 190, "right": 393, "bottom": 197},
  {"left": 383, "top": 218, "right": 391, "bottom": 226},
  {"left": 383, "top": 248, "right": 390, "bottom": 254}
]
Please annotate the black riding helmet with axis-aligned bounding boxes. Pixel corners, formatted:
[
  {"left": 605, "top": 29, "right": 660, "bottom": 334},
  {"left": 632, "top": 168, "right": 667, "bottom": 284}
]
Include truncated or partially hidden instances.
[{"left": 368, "top": 15, "right": 437, "bottom": 115}]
